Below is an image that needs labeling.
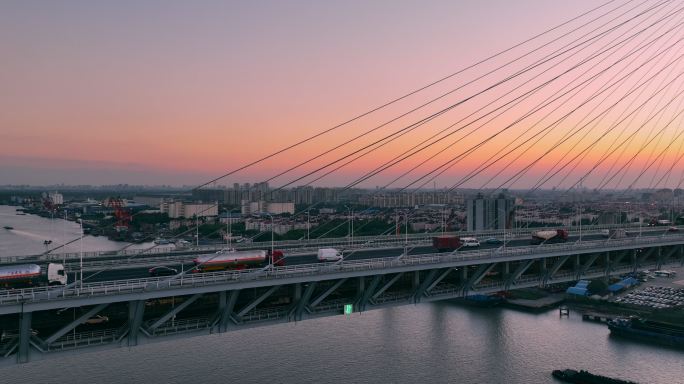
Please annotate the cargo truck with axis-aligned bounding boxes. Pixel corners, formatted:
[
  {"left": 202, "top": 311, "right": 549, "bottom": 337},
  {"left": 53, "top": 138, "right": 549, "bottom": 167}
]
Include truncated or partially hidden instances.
[{"left": 432, "top": 236, "right": 461, "bottom": 252}]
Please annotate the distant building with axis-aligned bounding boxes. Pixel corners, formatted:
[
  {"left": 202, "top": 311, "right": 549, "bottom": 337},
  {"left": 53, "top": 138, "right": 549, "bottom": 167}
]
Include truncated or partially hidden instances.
[
  {"left": 241, "top": 200, "right": 295, "bottom": 215},
  {"left": 466, "top": 194, "right": 515, "bottom": 232},
  {"left": 267, "top": 202, "right": 295, "bottom": 215},
  {"left": 160, "top": 200, "right": 218, "bottom": 218},
  {"left": 597, "top": 211, "right": 623, "bottom": 225},
  {"left": 358, "top": 190, "right": 464, "bottom": 208},
  {"left": 46, "top": 192, "right": 63, "bottom": 205},
  {"left": 132, "top": 196, "right": 165, "bottom": 208},
  {"left": 241, "top": 200, "right": 264, "bottom": 215},
  {"left": 244, "top": 220, "right": 308, "bottom": 235},
  {"left": 651, "top": 189, "right": 674, "bottom": 203},
  {"left": 219, "top": 212, "right": 244, "bottom": 224}
]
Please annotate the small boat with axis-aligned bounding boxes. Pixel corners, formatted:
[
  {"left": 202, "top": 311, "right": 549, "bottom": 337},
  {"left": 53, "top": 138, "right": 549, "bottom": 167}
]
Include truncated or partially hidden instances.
[
  {"left": 552, "top": 369, "right": 637, "bottom": 384},
  {"left": 15, "top": 213, "right": 26, "bottom": 215},
  {"left": 3, "top": 226, "right": 13, "bottom": 230},
  {"left": 154, "top": 238, "right": 170, "bottom": 245},
  {"left": 608, "top": 317, "right": 684, "bottom": 348}
]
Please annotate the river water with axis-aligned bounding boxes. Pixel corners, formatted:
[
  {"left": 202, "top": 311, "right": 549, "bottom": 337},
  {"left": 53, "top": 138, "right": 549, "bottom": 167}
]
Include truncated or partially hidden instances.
[
  {"left": 0, "top": 205, "right": 173, "bottom": 257},
  {"left": 0, "top": 205, "right": 681, "bottom": 383}
]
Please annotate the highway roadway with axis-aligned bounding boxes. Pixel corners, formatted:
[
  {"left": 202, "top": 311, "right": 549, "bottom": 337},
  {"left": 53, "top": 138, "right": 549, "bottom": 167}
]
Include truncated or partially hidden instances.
[{"left": 71, "top": 228, "right": 679, "bottom": 284}]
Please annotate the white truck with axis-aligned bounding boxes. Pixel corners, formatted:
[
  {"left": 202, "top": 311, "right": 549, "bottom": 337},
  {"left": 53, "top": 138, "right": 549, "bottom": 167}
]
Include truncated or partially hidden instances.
[{"left": 317, "top": 248, "right": 343, "bottom": 262}]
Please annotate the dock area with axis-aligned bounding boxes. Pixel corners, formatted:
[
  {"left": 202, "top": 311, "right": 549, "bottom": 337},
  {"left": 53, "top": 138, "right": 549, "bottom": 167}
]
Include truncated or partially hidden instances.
[{"left": 581, "top": 312, "right": 616, "bottom": 323}]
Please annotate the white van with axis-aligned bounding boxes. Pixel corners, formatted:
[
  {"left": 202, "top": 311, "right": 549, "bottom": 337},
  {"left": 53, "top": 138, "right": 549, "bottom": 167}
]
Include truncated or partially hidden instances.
[
  {"left": 317, "top": 248, "right": 343, "bottom": 262},
  {"left": 461, "top": 237, "right": 480, "bottom": 248}
]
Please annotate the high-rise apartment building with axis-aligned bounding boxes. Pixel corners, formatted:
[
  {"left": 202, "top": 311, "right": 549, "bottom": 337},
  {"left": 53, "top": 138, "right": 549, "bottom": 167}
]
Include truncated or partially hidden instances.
[{"left": 466, "top": 194, "right": 515, "bottom": 232}]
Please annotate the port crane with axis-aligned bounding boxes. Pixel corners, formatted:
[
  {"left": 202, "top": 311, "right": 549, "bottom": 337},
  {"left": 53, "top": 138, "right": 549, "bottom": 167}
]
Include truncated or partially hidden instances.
[{"left": 105, "top": 197, "right": 131, "bottom": 231}]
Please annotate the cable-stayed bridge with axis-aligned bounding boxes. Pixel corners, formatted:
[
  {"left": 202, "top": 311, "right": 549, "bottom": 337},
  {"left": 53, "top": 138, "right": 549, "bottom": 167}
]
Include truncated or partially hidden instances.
[
  {"left": 1, "top": 228, "right": 683, "bottom": 366},
  {"left": 5, "top": 0, "right": 684, "bottom": 365}
]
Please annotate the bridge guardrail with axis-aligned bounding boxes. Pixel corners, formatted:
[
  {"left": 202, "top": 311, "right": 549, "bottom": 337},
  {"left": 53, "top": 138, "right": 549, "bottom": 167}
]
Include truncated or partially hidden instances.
[
  {"left": 1, "top": 232, "right": 682, "bottom": 306},
  {"left": 1, "top": 223, "right": 657, "bottom": 264}
]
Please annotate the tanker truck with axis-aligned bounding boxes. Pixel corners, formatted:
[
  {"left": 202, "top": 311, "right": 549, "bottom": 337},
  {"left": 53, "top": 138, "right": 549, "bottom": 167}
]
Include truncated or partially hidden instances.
[
  {"left": 192, "top": 249, "right": 285, "bottom": 272},
  {"left": 0, "top": 263, "right": 67, "bottom": 289},
  {"left": 530, "top": 229, "right": 568, "bottom": 245}
]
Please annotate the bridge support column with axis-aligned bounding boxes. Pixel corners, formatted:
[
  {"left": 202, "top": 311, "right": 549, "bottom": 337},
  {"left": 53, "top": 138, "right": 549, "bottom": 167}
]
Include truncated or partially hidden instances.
[
  {"left": 294, "top": 283, "right": 302, "bottom": 302},
  {"left": 604, "top": 252, "right": 611, "bottom": 278},
  {"left": 358, "top": 277, "right": 365, "bottom": 297},
  {"left": 413, "top": 269, "right": 440, "bottom": 303},
  {"left": 632, "top": 249, "right": 638, "bottom": 272},
  {"left": 460, "top": 267, "right": 468, "bottom": 285},
  {"left": 127, "top": 300, "right": 145, "bottom": 347},
  {"left": 358, "top": 276, "right": 382, "bottom": 312},
  {"left": 293, "top": 283, "right": 317, "bottom": 321},
  {"left": 412, "top": 271, "right": 420, "bottom": 289},
  {"left": 217, "top": 290, "right": 240, "bottom": 332},
  {"left": 656, "top": 247, "right": 664, "bottom": 270},
  {"left": 503, "top": 262, "right": 510, "bottom": 281},
  {"left": 17, "top": 311, "right": 32, "bottom": 364}
]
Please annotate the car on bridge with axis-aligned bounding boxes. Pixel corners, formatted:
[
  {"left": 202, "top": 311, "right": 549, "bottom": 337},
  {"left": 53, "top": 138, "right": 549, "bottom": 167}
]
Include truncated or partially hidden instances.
[
  {"left": 461, "top": 237, "right": 480, "bottom": 247},
  {"left": 149, "top": 266, "right": 179, "bottom": 277},
  {"left": 485, "top": 237, "right": 503, "bottom": 245}
]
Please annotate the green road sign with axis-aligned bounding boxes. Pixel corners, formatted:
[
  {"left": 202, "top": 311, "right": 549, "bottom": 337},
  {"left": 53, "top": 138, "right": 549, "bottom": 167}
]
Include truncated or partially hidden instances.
[{"left": 344, "top": 304, "right": 353, "bottom": 315}]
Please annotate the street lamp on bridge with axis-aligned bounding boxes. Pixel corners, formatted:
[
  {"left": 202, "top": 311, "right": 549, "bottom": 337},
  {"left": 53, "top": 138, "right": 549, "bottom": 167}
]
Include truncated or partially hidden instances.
[{"left": 265, "top": 213, "right": 275, "bottom": 267}]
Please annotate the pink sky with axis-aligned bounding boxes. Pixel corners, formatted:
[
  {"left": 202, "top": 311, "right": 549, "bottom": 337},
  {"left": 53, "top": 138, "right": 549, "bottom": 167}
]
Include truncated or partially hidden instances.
[{"left": 2, "top": 0, "right": 683, "bottom": 190}]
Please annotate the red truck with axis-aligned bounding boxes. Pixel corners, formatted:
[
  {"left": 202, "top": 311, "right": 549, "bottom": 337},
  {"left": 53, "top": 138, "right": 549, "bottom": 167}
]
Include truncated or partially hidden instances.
[{"left": 432, "top": 236, "right": 461, "bottom": 252}]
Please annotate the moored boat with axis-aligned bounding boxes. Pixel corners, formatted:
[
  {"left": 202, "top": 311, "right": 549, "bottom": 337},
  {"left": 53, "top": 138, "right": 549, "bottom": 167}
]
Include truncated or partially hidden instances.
[
  {"left": 552, "top": 369, "right": 637, "bottom": 384},
  {"left": 608, "top": 317, "right": 684, "bottom": 348}
]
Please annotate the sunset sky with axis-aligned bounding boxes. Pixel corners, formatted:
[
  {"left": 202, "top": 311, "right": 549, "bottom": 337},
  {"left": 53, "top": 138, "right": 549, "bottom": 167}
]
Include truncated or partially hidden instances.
[{"left": 3, "top": 0, "right": 683, "bottom": 190}]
